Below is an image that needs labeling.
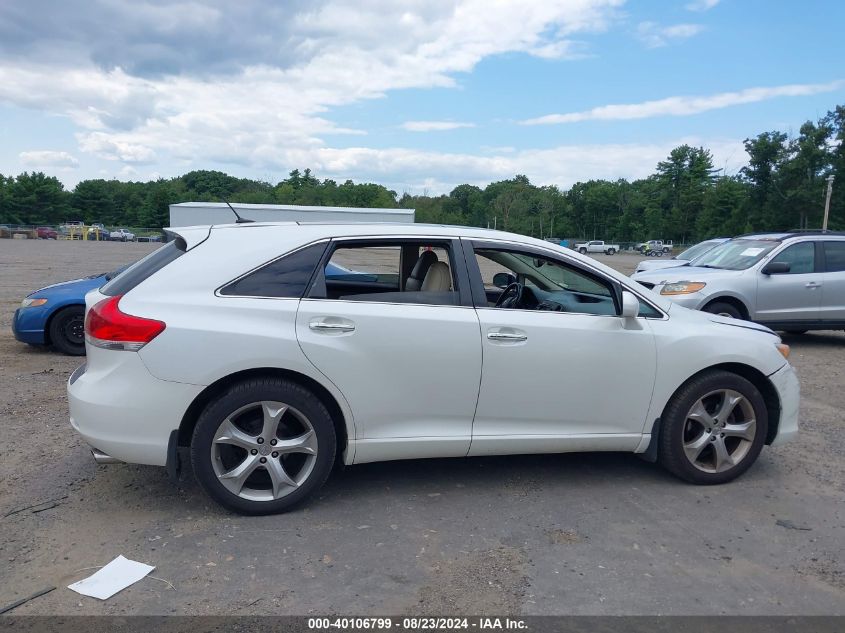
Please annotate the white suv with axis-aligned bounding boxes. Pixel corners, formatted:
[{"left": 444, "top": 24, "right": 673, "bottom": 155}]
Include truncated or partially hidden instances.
[{"left": 69, "top": 223, "right": 799, "bottom": 514}]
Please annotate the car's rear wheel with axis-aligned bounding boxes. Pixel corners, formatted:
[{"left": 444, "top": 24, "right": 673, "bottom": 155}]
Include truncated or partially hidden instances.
[
  {"left": 658, "top": 370, "right": 768, "bottom": 485},
  {"left": 606, "top": 248, "right": 616, "bottom": 255},
  {"left": 49, "top": 305, "right": 86, "bottom": 356},
  {"left": 191, "top": 377, "right": 336, "bottom": 515},
  {"left": 703, "top": 301, "right": 742, "bottom": 319}
]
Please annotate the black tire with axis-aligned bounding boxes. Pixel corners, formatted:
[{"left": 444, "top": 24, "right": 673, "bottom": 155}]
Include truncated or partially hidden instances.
[
  {"left": 48, "top": 306, "right": 86, "bottom": 356},
  {"left": 191, "top": 377, "right": 337, "bottom": 515},
  {"left": 578, "top": 247, "right": 587, "bottom": 254},
  {"left": 785, "top": 329, "right": 808, "bottom": 335},
  {"left": 606, "top": 248, "right": 616, "bottom": 255},
  {"left": 658, "top": 370, "right": 768, "bottom": 485},
  {"left": 703, "top": 301, "right": 742, "bottom": 320}
]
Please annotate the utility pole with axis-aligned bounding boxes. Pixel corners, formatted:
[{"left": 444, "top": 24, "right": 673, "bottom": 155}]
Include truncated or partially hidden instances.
[{"left": 823, "top": 175, "right": 835, "bottom": 231}]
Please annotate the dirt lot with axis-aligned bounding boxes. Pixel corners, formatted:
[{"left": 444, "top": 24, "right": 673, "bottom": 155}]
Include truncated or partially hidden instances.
[{"left": 0, "top": 240, "right": 843, "bottom": 615}]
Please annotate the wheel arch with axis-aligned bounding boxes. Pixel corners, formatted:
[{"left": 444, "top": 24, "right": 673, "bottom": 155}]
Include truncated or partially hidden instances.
[
  {"left": 662, "top": 362, "right": 781, "bottom": 445},
  {"left": 701, "top": 295, "right": 750, "bottom": 320},
  {"left": 177, "top": 367, "right": 349, "bottom": 462}
]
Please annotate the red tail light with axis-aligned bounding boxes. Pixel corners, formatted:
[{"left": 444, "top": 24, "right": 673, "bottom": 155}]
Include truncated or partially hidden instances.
[{"left": 85, "top": 295, "right": 165, "bottom": 351}]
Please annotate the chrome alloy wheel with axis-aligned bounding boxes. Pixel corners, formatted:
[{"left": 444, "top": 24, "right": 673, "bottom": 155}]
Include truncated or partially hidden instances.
[
  {"left": 682, "top": 389, "right": 756, "bottom": 474},
  {"left": 211, "top": 401, "right": 318, "bottom": 501}
]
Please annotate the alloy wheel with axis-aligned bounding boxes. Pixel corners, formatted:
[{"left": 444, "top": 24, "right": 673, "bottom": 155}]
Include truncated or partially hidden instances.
[
  {"left": 211, "top": 400, "right": 318, "bottom": 501},
  {"left": 682, "top": 389, "right": 756, "bottom": 473}
]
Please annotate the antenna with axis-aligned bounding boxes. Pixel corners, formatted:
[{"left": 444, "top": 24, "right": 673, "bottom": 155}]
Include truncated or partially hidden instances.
[{"left": 221, "top": 197, "right": 254, "bottom": 224}]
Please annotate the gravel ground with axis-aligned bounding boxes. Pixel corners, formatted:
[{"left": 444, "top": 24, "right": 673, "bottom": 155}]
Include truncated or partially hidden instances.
[{"left": 0, "top": 240, "right": 843, "bottom": 615}]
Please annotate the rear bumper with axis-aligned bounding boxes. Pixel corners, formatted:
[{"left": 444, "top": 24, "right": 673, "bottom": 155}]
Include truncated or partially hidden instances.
[
  {"left": 68, "top": 353, "right": 203, "bottom": 466},
  {"left": 768, "top": 363, "right": 800, "bottom": 446},
  {"left": 12, "top": 308, "right": 47, "bottom": 344}
]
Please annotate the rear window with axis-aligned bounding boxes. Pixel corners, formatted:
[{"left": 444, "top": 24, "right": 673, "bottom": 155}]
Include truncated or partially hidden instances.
[
  {"left": 101, "top": 239, "right": 186, "bottom": 297},
  {"left": 823, "top": 241, "right": 845, "bottom": 272},
  {"left": 220, "top": 241, "right": 328, "bottom": 298}
]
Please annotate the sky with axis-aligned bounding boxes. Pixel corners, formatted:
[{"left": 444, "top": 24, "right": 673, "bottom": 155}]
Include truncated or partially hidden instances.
[{"left": 1, "top": 0, "right": 844, "bottom": 195}]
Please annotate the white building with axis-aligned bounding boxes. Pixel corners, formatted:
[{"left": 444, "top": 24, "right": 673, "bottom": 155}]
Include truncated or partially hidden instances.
[{"left": 169, "top": 202, "right": 414, "bottom": 227}]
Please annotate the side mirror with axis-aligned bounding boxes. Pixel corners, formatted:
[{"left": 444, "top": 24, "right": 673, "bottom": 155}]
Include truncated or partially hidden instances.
[
  {"left": 493, "top": 272, "right": 517, "bottom": 289},
  {"left": 762, "top": 261, "right": 790, "bottom": 275},
  {"left": 621, "top": 290, "right": 640, "bottom": 318}
]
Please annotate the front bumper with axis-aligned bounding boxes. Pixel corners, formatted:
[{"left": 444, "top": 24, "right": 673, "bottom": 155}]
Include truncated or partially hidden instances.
[
  {"left": 12, "top": 307, "right": 47, "bottom": 345},
  {"left": 768, "top": 362, "right": 800, "bottom": 446},
  {"left": 68, "top": 353, "right": 203, "bottom": 466}
]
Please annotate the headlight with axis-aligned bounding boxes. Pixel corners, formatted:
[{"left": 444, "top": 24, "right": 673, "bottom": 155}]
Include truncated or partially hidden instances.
[
  {"left": 21, "top": 297, "right": 48, "bottom": 308},
  {"left": 660, "top": 282, "right": 706, "bottom": 295}
]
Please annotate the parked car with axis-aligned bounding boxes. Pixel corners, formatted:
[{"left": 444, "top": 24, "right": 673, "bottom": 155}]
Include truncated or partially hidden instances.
[
  {"left": 634, "top": 238, "right": 730, "bottom": 274},
  {"left": 631, "top": 231, "right": 845, "bottom": 333},
  {"left": 68, "top": 223, "right": 798, "bottom": 515},
  {"left": 638, "top": 240, "right": 673, "bottom": 254},
  {"left": 574, "top": 240, "right": 619, "bottom": 255},
  {"left": 110, "top": 228, "right": 136, "bottom": 242},
  {"left": 13, "top": 266, "right": 129, "bottom": 355},
  {"left": 36, "top": 226, "right": 58, "bottom": 240}
]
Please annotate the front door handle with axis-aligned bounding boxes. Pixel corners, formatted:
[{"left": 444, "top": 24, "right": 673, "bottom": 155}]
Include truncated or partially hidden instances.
[
  {"left": 487, "top": 329, "right": 527, "bottom": 342},
  {"left": 805, "top": 281, "right": 821, "bottom": 289},
  {"left": 309, "top": 318, "right": 356, "bottom": 333}
]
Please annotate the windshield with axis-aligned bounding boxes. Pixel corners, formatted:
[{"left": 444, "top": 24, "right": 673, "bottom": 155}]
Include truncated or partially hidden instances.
[
  {"left": 677, "top": 240, "right": 721, "bottom": 262},
  {"left": 692, "top": 239, "right": 780, "bottom": 270}
]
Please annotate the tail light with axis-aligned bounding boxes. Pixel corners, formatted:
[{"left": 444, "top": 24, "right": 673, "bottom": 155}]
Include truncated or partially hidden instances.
[{"left": 85, "top": 295, "right": 165, "bottom": 351}]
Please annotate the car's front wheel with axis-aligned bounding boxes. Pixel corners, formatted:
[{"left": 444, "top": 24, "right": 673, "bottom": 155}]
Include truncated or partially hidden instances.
[
  {"left": 49, "top": 305, "right": 86, "bottom": 355},
  {"left": 191, "top": 377, "right": 336, "bottom": 515},
  {"left": 579, "top": 247, "right": 587, "bottom": 254},
  {"left": 703, "top": 301, "right": 742, "bottom": 319},
  {"left": 658, "top": 370, "right": 767, "bottom": 485}
]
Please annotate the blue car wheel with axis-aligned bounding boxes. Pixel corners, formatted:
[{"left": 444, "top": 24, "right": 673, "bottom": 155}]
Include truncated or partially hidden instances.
[{"left": 48, "top": 305, "right": 86, "bottom": 356}]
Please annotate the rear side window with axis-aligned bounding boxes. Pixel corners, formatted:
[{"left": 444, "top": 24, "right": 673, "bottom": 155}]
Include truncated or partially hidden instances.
[
  {"left": 220, "top": 242, "right": 327, "bottom": 298},
  {"left": 823, "top": 241, "right": 845, "bottom": 272},
  {"left": 101, "top": 239, "right": 186, "bottom": 296}
]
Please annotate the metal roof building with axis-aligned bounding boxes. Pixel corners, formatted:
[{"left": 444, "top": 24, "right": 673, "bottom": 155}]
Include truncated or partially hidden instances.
[{"left": 169, "top": 202, "right": 414, "bottom": 227}]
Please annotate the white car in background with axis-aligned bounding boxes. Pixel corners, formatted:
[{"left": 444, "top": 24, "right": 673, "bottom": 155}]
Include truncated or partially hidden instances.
[
  {"left": 109, "top": 228, "right": 136, "bottom": 242},
  {"left": 69, "top": 223, "right": 798, "bottom": 514},
  {"left": 634, "top": 238, "right": 730, "bottom": 274}
]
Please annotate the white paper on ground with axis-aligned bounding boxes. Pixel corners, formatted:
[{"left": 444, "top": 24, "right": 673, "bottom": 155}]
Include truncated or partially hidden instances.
[{"left": 68, "top": 555, "right": 155, "bottom": 600}]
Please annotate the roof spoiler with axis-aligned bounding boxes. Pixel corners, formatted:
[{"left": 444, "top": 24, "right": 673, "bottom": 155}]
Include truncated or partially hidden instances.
[{"left": 163, "top": 225, "right": 213, "bottom": 250}]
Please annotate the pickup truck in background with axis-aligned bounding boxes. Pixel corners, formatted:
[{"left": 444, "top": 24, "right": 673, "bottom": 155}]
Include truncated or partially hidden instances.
[
  {"left": 637, "top": 239, "right": 673, "bottom": 254},
  {"left": 574, "top": 240, "right": 619, "bottom": 255}
]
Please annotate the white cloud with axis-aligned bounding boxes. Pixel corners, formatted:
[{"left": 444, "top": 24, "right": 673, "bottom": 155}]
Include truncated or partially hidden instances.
[
  {"left": 636, "top": 21, "right": 704, "bottom": 48},
  {"left": 0, "top": 0, "right": 624, "bottom": 174},
  {"left": 273, "top": 137, "right": 746, "bottom": 194},
  {"left": 401, "top": 120, "right": 476, "bottom": 132},
  {"left": 19, "top": 150, "right": 79, "bottom": 168},
  {"left": 686, "top": 0, "right": 720, "bottom": 11},
  {"left": 521, "top": 80, "right": 845, "bottom": 125}
]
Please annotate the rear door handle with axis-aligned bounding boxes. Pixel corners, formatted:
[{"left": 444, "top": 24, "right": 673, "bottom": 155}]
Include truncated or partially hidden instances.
[
  {"left": 487, "top": 329, "right": 527, "bottom": 342},
  {"left": 805, "top": 281, "right": 821, "bottom": 289},
  {"left": 309, "top": 318, "right": 356, "bottom": 333}
]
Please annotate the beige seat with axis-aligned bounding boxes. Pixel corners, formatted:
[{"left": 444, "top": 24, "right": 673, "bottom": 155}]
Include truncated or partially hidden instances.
[
  {"left": 421, "top": 261, "right": 452, "bottom": 292},
  {"left": 406, "top": 250, "right": 438, "bottom": 291}
]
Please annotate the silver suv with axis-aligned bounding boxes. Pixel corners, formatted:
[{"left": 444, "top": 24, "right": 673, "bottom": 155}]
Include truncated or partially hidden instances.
[{"left": 631, "top": 231, "right": 845, "bottom": 333}]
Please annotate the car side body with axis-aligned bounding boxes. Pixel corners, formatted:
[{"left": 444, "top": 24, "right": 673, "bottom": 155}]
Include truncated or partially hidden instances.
[
  {"left": 68, "top": 223, "right": 799, "bottom": 513},
  {"left": 631, "top": 232, "right": 845, "bottom": 331}
]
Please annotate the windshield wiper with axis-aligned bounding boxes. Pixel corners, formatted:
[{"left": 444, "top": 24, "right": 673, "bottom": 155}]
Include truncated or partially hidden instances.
[{"left": 697, "top": 264, "right": 724, "bottom": 269}]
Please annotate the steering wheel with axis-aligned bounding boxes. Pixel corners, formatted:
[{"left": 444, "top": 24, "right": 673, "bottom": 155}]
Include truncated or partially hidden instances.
[{"left": 495, "top": 282, "right": 524, "bottom": 308}]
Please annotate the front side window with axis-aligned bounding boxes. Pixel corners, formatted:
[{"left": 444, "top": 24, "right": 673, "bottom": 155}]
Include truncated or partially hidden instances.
[
  {"left": 769, "top": 242, "right": 815, "bottom": 274},
  {"left": 823, "top": 241, "right": 845, "bottom": 272},
  {"left": 310, "top": 241, "right": 459, "bottom": 306},
  {"left": 472, "top": 247, "right": 618, "bottom": 316},
  {"left": 220, "top": 241, "right": 327, "bottom": 298}
]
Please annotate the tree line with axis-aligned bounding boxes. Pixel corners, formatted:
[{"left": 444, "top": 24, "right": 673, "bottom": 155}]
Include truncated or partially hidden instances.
[{"left": 1, "top": 104, "right": 842, "bottom": 242}]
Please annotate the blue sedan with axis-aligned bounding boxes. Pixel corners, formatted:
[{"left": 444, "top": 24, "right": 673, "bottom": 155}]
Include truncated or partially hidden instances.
[
  {"left": 12, "top": 266, "right": 127, "bottom": 355},
  {"left": 12, "top": 261, "right": 367, "bottom": 356}
]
